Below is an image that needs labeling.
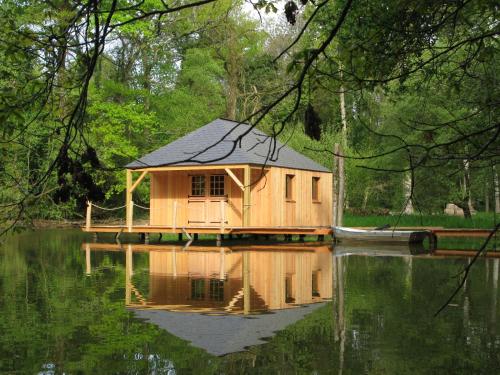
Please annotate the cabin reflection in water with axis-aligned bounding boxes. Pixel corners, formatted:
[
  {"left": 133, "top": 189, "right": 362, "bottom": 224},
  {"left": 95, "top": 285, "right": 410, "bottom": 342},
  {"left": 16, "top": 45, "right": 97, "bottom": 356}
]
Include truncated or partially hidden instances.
[{"left": 85, "top": 243, "right": 332, "bottom": 314}]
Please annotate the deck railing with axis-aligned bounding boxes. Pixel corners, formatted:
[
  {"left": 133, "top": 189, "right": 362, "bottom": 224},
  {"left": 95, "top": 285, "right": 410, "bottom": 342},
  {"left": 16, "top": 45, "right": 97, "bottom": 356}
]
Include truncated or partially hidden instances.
[
  {"left": 85, "top": 199, "right": 228, "bottom": 232},
  {"left": 85, "top": 201, "right": 127, "bottom": 231}
]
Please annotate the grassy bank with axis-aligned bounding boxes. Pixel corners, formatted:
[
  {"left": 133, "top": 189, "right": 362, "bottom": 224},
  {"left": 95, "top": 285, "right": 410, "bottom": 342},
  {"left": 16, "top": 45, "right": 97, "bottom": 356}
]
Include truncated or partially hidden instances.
[{"left": 344, "top": 212, "right": 499, "bottom": 229}]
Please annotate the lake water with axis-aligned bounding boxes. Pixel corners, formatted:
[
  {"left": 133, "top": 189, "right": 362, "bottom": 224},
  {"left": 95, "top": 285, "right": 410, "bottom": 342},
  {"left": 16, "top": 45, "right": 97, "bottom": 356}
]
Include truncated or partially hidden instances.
[{"left": 1, "top": 230, "right": 499, "bottom": 374}]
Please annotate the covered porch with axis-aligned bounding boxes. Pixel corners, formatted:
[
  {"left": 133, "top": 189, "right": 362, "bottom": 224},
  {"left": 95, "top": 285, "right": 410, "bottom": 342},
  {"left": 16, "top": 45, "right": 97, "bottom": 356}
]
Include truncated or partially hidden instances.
[{"left": 82, "top": 164, "right": 332, "bottom": 238}]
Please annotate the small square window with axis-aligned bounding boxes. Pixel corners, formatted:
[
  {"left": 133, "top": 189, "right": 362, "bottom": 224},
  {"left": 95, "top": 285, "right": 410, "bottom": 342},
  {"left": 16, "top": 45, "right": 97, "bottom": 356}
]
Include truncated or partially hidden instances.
[
  {"left": 191, "top": 175, "right": 205, "bottom": 196},
  {"left": 210, "top": 175, "right": 225, "bottom": 196},
  {"left": 312, "top": 177, "right": 320, "bottom": 201},
  {"left": 285, "top": 174, "right": 295, "bottom": 200}
]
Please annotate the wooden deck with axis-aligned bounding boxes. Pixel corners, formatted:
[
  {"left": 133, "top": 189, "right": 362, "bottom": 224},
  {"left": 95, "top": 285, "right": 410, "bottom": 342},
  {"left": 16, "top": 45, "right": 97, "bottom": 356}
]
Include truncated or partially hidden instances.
[
  {"left": 81, "top": 224, "right": 332, "bottom": 236},
  {"left": 81, "top": 225, "right": 496, "bottom": 246}
]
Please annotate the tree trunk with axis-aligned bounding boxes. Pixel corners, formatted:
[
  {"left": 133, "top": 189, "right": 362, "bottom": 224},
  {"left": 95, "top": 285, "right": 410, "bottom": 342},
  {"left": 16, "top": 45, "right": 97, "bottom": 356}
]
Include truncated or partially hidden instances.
[
  {"left": 337, "top": 67, "right": 347, "bottom": 226},
  {"left": 224, "top": 26, "right": 240, "bottom": 120},
  {"left": 464, "top": 159, "right": 475, "bottom": 214},
  {"left": 337, "top": 145, "right": 345, "bottom": 226},
  {"left": 332, "top": 143, "right": 340, "bottom": 227},
  {"left": 403, "top": 173, "right": 414, "bottom": 214},
  {"left": 362, "top": 187, "right": 370, "bottom": 210},
  {"left": 455, "top": 159, "right": 473, "bottom": 219}
]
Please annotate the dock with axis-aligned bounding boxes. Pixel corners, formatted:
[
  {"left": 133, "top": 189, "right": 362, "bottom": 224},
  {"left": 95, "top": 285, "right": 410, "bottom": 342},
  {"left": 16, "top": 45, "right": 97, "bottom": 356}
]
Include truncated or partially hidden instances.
[
  {"left": 82, "top": 223, "right": 497, "bottom": 248},
  {"left": 81, "top": 225, "right": 331, "bottom": 235}
]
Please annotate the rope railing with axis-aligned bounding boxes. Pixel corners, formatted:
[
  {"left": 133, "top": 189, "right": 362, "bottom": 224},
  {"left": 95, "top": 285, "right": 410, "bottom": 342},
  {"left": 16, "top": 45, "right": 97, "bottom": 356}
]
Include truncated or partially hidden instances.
[
  {"left": 86, "top": 201, "right": 128, "bottom": 231},
  {"left": 86, "top": 199, "right": 228, "bottom": 233},
  {"left": 90, "top": 202, "right": 127, "bottom": 211}
]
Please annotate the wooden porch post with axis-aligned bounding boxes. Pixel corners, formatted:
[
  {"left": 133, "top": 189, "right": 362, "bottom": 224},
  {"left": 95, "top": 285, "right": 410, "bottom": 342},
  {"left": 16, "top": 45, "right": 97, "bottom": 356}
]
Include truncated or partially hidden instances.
[
  {"left": 243, "top": 165, "right": 251, "bottom": 227},
  {"left": 85, "top": 201, "right": 92, "bottom": 231},
  {"left": 126, "top": 169, "right": 132, "bottom": 232}
]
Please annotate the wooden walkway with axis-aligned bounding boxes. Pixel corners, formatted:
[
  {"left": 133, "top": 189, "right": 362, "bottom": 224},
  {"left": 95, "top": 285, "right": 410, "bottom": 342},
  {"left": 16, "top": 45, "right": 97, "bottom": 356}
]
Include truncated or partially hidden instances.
[
  {"left": 81, "top": 224, "right": 496, "bottom": 246},
  {"left": 81, "top": 224, "right": 332, "bottom": 236}
]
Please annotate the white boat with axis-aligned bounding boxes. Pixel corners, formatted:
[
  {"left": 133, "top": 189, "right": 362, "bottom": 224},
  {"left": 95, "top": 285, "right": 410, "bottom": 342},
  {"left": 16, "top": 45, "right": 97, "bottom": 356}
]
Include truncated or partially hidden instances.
[{"left": 333, "top": 226, "right": 431, "bottom": 245}]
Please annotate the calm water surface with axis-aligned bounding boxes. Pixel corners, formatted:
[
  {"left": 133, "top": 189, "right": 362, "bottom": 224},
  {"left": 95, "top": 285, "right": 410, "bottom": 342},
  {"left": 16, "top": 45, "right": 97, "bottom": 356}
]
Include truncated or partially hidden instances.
[{"left": 1, "top": 230, "right": 499, "bottom": 374}]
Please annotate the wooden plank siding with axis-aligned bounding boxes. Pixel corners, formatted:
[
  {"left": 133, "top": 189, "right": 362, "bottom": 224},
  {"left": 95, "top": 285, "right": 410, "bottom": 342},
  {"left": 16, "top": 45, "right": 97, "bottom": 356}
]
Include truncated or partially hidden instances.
[
  {"left": 249, "top": 167, "right": 332, "bottom": 227},
  {"left": 147, "top": 165, "right": 332, "bottom": 228},
  {"left": 150, "top": 169, "right": 243, "bottom": 227}
]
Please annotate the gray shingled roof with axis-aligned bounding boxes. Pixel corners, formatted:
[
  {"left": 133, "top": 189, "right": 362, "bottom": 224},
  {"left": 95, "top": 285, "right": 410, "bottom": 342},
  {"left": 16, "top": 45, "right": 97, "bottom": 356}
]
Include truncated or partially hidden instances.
[{"left": 126, "top": 118, "right": 330, "bottom": 172}]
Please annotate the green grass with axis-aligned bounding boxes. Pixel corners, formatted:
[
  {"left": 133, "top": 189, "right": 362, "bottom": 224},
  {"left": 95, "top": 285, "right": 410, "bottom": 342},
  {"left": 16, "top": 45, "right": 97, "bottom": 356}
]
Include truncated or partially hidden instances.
[{"left": 344, "top": 212, "right": 499, "bottom": 229}]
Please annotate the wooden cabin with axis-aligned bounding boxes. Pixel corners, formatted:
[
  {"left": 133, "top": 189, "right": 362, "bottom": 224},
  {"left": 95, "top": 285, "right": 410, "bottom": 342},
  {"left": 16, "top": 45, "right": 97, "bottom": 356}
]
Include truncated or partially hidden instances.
[{"left": 118, "top": 118, "right": 332, "bottom": 235}]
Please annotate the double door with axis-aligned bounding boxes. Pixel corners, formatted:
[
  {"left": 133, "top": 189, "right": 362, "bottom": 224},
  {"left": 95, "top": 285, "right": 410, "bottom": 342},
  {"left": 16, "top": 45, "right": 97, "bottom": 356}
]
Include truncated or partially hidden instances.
[{"left": 187, "top": 174, "right": 228, "bottom": 225}]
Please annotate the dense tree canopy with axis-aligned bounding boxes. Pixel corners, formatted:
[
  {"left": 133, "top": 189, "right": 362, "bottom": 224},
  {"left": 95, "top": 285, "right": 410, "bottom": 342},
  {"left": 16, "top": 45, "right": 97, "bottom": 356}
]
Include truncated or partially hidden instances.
[{"left": 0, "top": 0, "right": 498, "bottom": 228}]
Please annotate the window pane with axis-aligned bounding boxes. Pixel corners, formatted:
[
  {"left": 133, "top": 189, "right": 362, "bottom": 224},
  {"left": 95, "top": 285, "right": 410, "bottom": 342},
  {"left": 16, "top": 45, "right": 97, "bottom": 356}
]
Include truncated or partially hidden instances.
[
  {"left": 312, "top": 177, "right": 320, "bottom": 201},
  {"left": 210, "top": 175, "right": 225, "bottom": 196},
  {"left": 191, "top": 175, "right": 205, "bottom": 196},
  {"left": 285, "top": 174, "right": 294, "bottom": 200}
]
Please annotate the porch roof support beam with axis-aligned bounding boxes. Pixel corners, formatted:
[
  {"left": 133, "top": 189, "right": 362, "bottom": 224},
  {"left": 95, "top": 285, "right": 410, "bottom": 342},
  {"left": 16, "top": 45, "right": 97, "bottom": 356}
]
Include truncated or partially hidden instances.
[
  {"left": 130, "top": 171, "right": 148, "bottom": 192},
  {"left": 225, "top": 168, "right": 244, "bottom": 191}
]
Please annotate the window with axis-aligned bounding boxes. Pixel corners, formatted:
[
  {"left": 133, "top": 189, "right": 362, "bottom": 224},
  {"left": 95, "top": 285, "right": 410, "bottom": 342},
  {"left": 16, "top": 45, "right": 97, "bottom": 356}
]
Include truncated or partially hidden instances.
[
  {"left": 312, "top": 177, "right": 320, "bottom": 201},
  {"left": 285, "top": 174, "right": 295, "bottom": 200},
  {"left": 285, "top": 275, "right": 295, "bottom": 303},
  {"left": 312, "top": 271, "right": 320, "bottom": 297},
  {"left": 210, "top": 175, "right": 225, "bottom": 196},
  {"left": 191, "top": 175, "right": 205, "bottom": 196}
]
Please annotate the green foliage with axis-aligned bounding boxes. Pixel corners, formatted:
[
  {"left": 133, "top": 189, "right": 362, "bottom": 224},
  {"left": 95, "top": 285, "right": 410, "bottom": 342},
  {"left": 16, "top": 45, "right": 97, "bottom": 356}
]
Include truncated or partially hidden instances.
[
  {"left": 344, "top": 212, "right": 499, "bottom": 229},
  {"left": 0, "top": 0, "right": 498, "bottom": 224}
]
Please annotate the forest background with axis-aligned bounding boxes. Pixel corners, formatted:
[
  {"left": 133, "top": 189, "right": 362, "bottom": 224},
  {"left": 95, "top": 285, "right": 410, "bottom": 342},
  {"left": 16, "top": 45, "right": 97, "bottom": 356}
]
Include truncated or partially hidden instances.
[{"left": 0, "top": 0, "right": 499, "bottom": 229}]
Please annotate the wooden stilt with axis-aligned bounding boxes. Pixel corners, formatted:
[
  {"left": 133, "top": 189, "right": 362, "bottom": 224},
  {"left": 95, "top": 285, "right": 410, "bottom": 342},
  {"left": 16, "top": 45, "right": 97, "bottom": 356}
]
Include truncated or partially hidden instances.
[
  {"left": 299, "top": 234, "right": 305, "bottom": 242},
  {"left": 216, "top": 234, "right": 222, "bottom": 247},
  {"left": 194, "top": 233, "right": 199, "bottom": 240},
  {"left": 317, "top": 234, "right": 325, "bottom": 242},
  {"left": 158, "top": 233, "right": 163, "bottom": 242},
  {"left": 178, "top": 233, "right": 183, "bottom": 241}
]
